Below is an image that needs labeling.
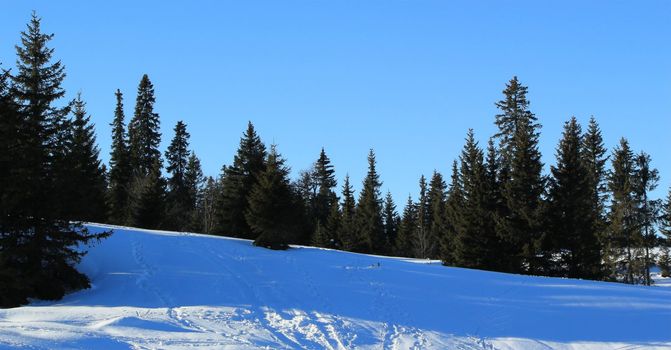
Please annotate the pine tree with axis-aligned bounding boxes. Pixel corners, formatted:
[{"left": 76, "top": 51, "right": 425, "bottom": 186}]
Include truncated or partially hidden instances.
[
  {"left": 442, "top": 161, "right": 464, "bottom": 265},
  {"left": 413, "top": 175, "right": 433, "bottom": 258},
  {"left": 164, "top": 121, "right": 194, "bottom": 230},
  {"left": 354, "top": 150, "right": 385, "bottom": 253},
  {"left": 247, "top": 145, "right": 297, "bottom": 250},
  {"left": 428, "top": 171, "right": 447, "bottom": 259},
  {"left": 484, "top": 139, "right": 506, "bottom": 271},
  {"left": 395, "top": 195, "right": 417, "bottom": 257},
  {"left": 455, "top": 130, "right": 499, "bottom": 270},
  {"left": 632, "top": 152, "right": 660, "bottom": 285},
  {"left": 545, "top": 117, "right": 601, "bottom": 279},
  {"left": 2, "top": 13, "right": 108, "bottom": 305},
  {"left": 382, "top": 191, "right": 400, "bottom": 254},
  {"left": 581, "top": 117, "right": 609, "bottom": 265},
  {"left": 61, "top": 94, "right": 107, "bottom": 222},
  {"left": 314, "top": 148, "right": 338, "bottom": 222},
  {"left": 338, "top": 175, "right": 358, "bottom": 251},
  {"left": 493, "top": 78, "right": 544, "bottom": 274},
  {"left": 128, "top": 74, "right": 161, "bottom": 176},
  {"left": 184, "top": 152, "right": 204, "bottom": 231},
  {"left": 107, "top": 89, "right": 131, "bottom": 224},
  {"left": 607, "top": 138, "right": 638, "bottom": 283},
  {"left": 217, "top": 122, "right": 266, "bottom": 238},
  {"left": 131, "top": 159, "right": 166, "bottom": 229}
]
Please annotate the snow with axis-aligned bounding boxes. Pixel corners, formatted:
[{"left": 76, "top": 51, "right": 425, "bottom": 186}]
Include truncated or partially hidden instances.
[{"left": 1, "top": 224, "right": 670, "bottom": 349}]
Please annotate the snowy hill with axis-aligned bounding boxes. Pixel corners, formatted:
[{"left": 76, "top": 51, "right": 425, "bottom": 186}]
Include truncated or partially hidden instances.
[{"left": 0, "top": 224, "right": 670, "bottom": 349}]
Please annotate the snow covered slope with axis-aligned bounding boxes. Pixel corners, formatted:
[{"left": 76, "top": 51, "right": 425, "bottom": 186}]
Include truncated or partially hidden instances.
[{"left": 1, "top": 224, "right": 670, "bottom": 349}]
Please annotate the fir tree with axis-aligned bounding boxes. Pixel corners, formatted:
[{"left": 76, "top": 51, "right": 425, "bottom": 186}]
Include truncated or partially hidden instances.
[
  {"left": 131, "top": 159, "right": 166, "bottom": 229},
  {"left": 217, "top": 122, "right": 266, "bottom": 238},
  {"left": 395, "top": 195, "right": 417, "bottom": 257},
  {"left": 455, "top": 130, "right": 499, "bottom": 270},
  {"left": 164, "top": 121, "right": 194, "bottom": 230},
  {"left": 494, "top": 76, "right": 539, "bottom": 164},
  {"left": 184, "top": 152, "right": 204, "bottom": 231},
  {"left": 442, "top": 161, "right": 464, "bottom": 265},
  {"left": 382, "top": 191, "right": 399, "bottom": 254},
  {"left": 607, "top": 138, "right": 638, "bottom": 283},
  {"left": 338, "top": 175, "right": 358, "bottom": 251},
  {"left": 107, "top": 89, "right": 131, "bottom": 224},
  {"left": 413, "top": 175, "right": 433, "bottom": 258},
  {"left": 428, "top": 171, "right": 448, "bottom": 259},
  {"left": 61, "top": 94, "right": 107, "bottom": 222},
  {"left": 484, "top": 139, "right": 506, "bottom": 271},
  {"left": 247, "top": 145, "right": 297, "bottom": 250},
  {"left": 632, "top": 152, "right": 659, "bottom": 285},
  {"left": 2, "top": 13, "right": 108, "bottom": 305},
  {"left": 354, "top": 150, "right": 385, "bottom": 253},
  {"left": 581, "top": 117, "right": 609, "bottom": 258},
  {"left": 128, "top": 74, "right": 161, "bottom": 176},
  {"left": 546, "top": 117, "right": 601, "bottom": 279}
]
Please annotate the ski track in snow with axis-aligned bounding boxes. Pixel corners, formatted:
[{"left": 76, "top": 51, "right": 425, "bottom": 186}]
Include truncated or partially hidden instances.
[{"left": 0, "top": 224, "right": 670, "bottom": 350}]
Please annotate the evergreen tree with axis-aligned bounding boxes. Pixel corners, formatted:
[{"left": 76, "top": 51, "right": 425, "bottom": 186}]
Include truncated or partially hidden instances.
[
  {"left": 632, "top": 152, "right": 660, "bottom": 285},
  {"left": 216, "top": 122, "right": 266, "bottom": 238},
  {"left": 131, "top": 159, "right": 166, "bottom": 229},
  {"left": 581, "top": 117, "right": 609, "bottom": 263},
  {"left": 493, "top": 78, "right": 544, "bottom": 274},
  {"left": 314, "top": 148, "right": 338, "bottom": 223},
  {"left": 545, "top": 118, "right": 601, "bottom": 279},
  {"left": 61, "top": 94, "right": 108, "bottom": 222},
  {"left": 354, "top": 150, "right": 385, "bottom": 253},
  {"left": 484, "top": 139, "right": 506, "bottom": 271},
  {"left": 428, "top": 171, "right": 447, "bottom": 259},
  {"left": 247, "top": 145, "right": 297, "bottom": 250},
  {"left": 607, "top": 138, "right": 638, "bottom": 283},
  {"left": 338, "top": 175, "right": 358, "bottom": 251},
  {"left": 413, "top": 175, "right": 433, "bottom": 258},
  {"left": 442, "top": 161, "right": 464, "bottom": 265},
  {"left": 107, "top": 89, "right": 131, "bottom": 224},
  {"left": 395, "top": 195, "right": 417, "bottom": 257},
  {"left": 455, "top": 130, "right": 499, "bottom": 270},
  {"left": 128, "top": 74, "right": 161, "bottom": 176},
  {"left": 659, "top": 189, "right": 671, "bottom": 277},
  {"left": 184, "top": 152, "right": 204, "bottom": 231},
  {"left": 382, "top": 191, "right": 400, "bottom": 254},
  {"left": 1, "top": 13, "right": 108, "bottom": 305},
  {"left": 164, "top": 121, "right": 194, "bottom": 230},
  {"left": 196, "top": 176, "right": 220, "bottom": 234}
]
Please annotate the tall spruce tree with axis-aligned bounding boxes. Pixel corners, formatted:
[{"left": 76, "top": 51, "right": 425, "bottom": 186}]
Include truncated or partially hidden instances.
[
  {"left": 428, "top": 171, "right": 448, "bottom": 258},
  {"left": 128, "top": 74, "right": 161, "bottom": 176},
  {"left": 607, "top": 138, "right": 638, "bottom": 283},
  {"left": 442, "top": 161, "right": 464, "bottom": 265},
  {"left": 1, "top": 13, "right": 108, "bottom": 305},
  {"left": 484, "top": 139, "right": 506, "bottom": 271},
  {"left": 546, "top": 117, "right": 601, "bottom": 279},
  {"left": 216, "top": 122, "right": 266, "bottom": 238},
  {"left": 164, "top": 121, "right": 193, "bottom": 230},
  {"left": 493, "top": 77, "right": 544, "bottom": 274},
  {"left": 62, "top": 94, "right": 107, "bottom": 222},
  {"left": 632, "top": 152, "right": 659, "bottom": 285},
  {"left": 131, "top": 159, "right": 166, "bottom": 229},
  {"left": 382, "top": 191, "right": 399, "bottom": 254},
  {"left": 184, "top": 152, "right": 204, "bottom": 231},
  {"left": 455, "top": 130, "right": 499, "bottom": 270},
  {"left": 310, "top": 148, "right": 339, "bottom": 246},
  {"left": 413, "top": 175, "right": 433, "bottom": 258},
  {"left": 107, "top": 89, "right": 131, "bottom": 224},
  {"left": 354, "top": 150, "right": 385, "bottom": 253},
  {"left": 338, "top": 175, "right": 358, "bottom": 251},
  {"left": 246, "top": 145, "right": 297, "bottom": 250},
  {"left": 395, "top": 195, "right": 417, "bottom": 257},
  {"left": 581, "top": 117, "right": 609, "bottom": 261}
]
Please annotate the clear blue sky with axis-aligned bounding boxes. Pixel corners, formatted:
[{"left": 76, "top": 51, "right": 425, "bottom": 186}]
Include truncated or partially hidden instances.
[{"left": 2, "top": 1, "right": 670, "bottom": 204}]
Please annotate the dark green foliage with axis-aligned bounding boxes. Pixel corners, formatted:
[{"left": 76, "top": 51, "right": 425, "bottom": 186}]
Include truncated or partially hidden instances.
[
  {"left": 130, "top": 160, "right": 166, "bottom": 229},
  {"left": 606, "top": 138, "right": 638, "bottom": 283},
  {"left": 442, "top": 161, "right": 464, "bottom": 265},
  {"left": 59, "top": 94, "right": 108, "bottom": 222},
  {"left": 354, "top": 150, "right": 385, "bottom": 254},
  {"left": 581, "top": 117, "right": 609, "bottom": 238},
  {"left": 455, "top": 130, "right": 500, "bottom": 270},
  {"left": 164, "top": 121, "right": 200, "bottom": 231},
  {"left": 337, "top": 175, "right": 358, "bottom": 251},
  {"left": 196, "top": 176, "right": 220, "bottom": 234},
  {"left": 314, "top": 148, "right": 338, "bottom": 224},
  {"left": 413, "top": 175, "right": 433, "bottom": 258},
  {"left": 382, "top": 191, "right": 399, "bottom": 254},
  {"left": 247, "top": 145, "right": 298, "bottom": 250},
  {"left": 395, "top": 195, "right": 416, "bottom": 257},
  {"left": 128, "top": 74, "right": 161, "bottom": 177},
  {"left": 632, "top": 152, "right": 659, "bottom": 285},
  {"left": 107, "top": 89, "right": 132, "bottom": 224},
  {"left": 427, "top": 171, "right": 448, "bottom": 259},
  {"left": 217, "top": 122, "right": 266, "bottom": 238},
  {"left": 545, "top": 118, "right": 601, "bottom": 279},
  {"left": 494, "top": 77, "right": 544, "bottom": 274},
  {"left": 0, "top": 14, "right": 109, "bottom": 307}
]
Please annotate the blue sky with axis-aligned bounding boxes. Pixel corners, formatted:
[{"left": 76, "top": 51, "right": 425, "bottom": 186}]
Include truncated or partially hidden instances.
[{"left": 1, "top": 1, "right": 670, "bottom": 204}]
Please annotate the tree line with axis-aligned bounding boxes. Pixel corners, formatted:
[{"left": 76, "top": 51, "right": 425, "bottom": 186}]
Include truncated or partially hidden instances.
[{"left": 2, "top": 14, "right": 671, "bottom": 307}]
